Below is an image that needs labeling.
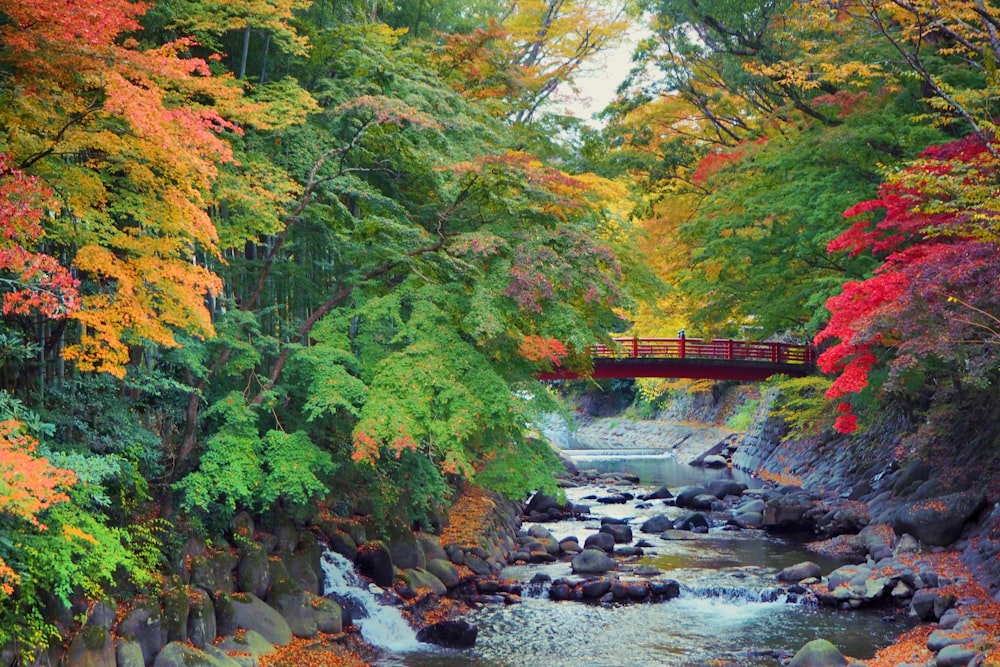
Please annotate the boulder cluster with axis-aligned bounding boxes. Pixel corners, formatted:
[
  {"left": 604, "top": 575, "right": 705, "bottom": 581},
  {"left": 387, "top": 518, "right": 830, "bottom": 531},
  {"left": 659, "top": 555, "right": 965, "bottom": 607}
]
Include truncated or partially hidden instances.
[{"left": 26, "top": 511, "right": 347, "bottom": 667}]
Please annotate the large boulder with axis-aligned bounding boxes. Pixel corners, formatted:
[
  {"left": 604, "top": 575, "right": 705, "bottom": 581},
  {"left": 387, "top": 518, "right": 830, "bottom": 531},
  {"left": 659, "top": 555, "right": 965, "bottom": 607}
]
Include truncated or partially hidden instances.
[
  {"left": 64, "top": 621, "right": 115, "bottom": 667},
  {"left": 599, "top": 523, "right": 633, "bottom": 544},
  {"left": 282, "top": 534, "right": 322, "bottom": 595},
  {"left": 426, "top": 558, "right": 461, "bottom": 588},
  {"left": 115, "top": 640, "right": 145, "bottom": 667},
  {"left": 267, "top": 575, "right": 317, "bottom": 639},
  {"left": 583, "top": 532, "right": 616, "bottom": 553},
  {"left": 186, "top": 588, "right": 217, "bottom": 649},
  {"left": 674, "top": 485, "right": 709, "bottom": 508},
  {"left": 708, "top": 479, "right": 747, "bottom": 499},
  {"left": 228, "top": 593, "right": 293, "bottom": 646},
  {"left": 416, "top": 620, "right": 478, "bottom": 648},
  {"left": 116, "top": 597, "right": 163, "bottom": 665},
  {"left": 216, "top": 630, "right": 277, "bottom": 665},
  {"left": 152, "top": 642, "right": 240, "bottom": 667},
  {"left": 235, "top": 543, "right": 271, "bottom": 599},
  {"left": 786, "top": 639, "right": 848, "bottom": 667},
  {"left": 640, "top": 515, "right": 674, "bottom": 534},
  {"left": 893, "top": 491, "right": 987, "bottom": 547},
  {"left": 571, "top": 548, "right": 617, "bottom": 574},
  {"left": 778, "top": 561, "right": 822, "bottom": 583},
  {"left": 309, "top": 594, "right": 343, "bottom": 634},
  {"left": 355, "top": 541, "right": 395, "bottom": 587}
]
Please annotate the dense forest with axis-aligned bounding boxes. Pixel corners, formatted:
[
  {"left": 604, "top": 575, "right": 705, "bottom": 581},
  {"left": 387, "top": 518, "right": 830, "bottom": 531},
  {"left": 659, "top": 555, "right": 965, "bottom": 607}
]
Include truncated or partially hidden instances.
[{"left": 2, "top": 0, "right": 1000, "bottom": 654}]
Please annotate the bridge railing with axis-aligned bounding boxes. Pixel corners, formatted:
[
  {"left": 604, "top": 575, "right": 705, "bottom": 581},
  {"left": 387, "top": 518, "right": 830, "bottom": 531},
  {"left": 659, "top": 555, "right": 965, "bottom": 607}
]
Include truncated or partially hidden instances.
[{"left": 592, "top": 337, "right": 816, "bottom": 366}]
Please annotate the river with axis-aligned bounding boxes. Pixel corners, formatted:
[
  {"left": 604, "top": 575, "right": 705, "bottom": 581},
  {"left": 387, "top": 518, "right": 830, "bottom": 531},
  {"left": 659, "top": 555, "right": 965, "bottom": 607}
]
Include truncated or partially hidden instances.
[{"left": 325, "top": 447, "right": 914, "bottom": 667}]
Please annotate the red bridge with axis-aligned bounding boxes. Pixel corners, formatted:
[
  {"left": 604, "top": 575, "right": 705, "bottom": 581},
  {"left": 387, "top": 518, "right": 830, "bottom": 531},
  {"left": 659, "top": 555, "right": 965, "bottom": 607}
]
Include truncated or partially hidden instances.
[{"left": 538, "top": 337, "right": 817, "bottom": 381}]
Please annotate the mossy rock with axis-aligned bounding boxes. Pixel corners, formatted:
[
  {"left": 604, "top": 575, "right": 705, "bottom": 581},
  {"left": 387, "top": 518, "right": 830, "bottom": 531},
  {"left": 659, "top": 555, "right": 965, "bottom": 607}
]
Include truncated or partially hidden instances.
[
  {"left": 327, "top": 530, "right": 357, "bottom": 561},
  {"left": 307, "top": 593, "right": 343, "bottom": 634},
  {"left": 115, "top": 639, "right": 145, "bottom": 667},
  {"left": 162, "top": 581, "right": 192, "bottom": 643},
  {"left": 216, "top": 629, "right": 277, "bottom": 662},
  {"left": 402, "top": 568, "right": 447, "bottom": 596},
  {"left": 116, "top": 597, "right": 163, "bottom": 665},
  {"left": 64, "top": 624, "right": 114, "bottom": 666},
  {"left": 417, "top": 535, "right": 448, "bottom": 562},
  {"left": 187, "top": 587, "right": 217, "bottom": 649},
  {"left": 282, "top": 546, "right": 320, "bottom": 596},
  {"left": 235, "top": 543, "right": 271, "bottom": 599},
  {"left": 387, "top": 531, "right": 425, "bottom": 570},
  {"left": 266, "top": 575, "right": 317, "bottom": 639},
  {"left": 425, "top": 559, "right": 460, "bottom": 588},
  {"left": 228, "top": 593, "right": 293, "bottom": 646},
  {"left": 152, "top": 641, "right": 239, "bottom": 667}
]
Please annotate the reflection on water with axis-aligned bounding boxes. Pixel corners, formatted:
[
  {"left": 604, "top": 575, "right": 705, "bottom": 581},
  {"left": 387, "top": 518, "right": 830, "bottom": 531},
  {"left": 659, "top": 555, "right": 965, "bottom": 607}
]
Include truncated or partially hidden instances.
[{"left": 371, "top": 449, "right": 912, "bottom": 667}]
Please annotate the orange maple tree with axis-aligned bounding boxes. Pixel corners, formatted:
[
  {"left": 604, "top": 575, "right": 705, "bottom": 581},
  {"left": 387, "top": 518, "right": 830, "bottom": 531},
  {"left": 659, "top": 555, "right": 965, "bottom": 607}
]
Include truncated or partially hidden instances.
[{"left": 0, "top": 0, "right": 245, "bottom": 376}]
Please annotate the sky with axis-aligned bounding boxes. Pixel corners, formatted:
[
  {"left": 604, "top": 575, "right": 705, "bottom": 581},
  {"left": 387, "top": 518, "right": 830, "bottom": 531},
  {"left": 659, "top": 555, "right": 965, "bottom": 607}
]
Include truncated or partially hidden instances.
[{"left": 555, "top": 26, "right": 651, "bottom": 125}]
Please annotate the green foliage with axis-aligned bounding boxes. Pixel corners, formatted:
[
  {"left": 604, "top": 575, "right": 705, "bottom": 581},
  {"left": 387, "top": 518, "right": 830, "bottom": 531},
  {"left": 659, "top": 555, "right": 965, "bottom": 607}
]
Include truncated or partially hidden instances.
[
  {"left": 175, "top": 392, "right": 335, "bottom": 528},
  {"left": 770, "top": 375, "right": 836, "bottom": 439},
  {"left": 725, "top": 398, "right": 760, "bottom": 432},
  {"left": 474, "top": 436, "right": 564, "bottom": 500},
  {"left": 258, "top": 430, "right": 336, "bottom": 510}
]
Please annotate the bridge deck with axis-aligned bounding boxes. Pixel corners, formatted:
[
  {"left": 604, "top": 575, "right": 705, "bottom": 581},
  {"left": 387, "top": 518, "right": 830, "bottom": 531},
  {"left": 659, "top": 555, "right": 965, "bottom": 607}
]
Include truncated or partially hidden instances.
[{"left": 538, "top": 337, "right": 816, "bottom": 381}]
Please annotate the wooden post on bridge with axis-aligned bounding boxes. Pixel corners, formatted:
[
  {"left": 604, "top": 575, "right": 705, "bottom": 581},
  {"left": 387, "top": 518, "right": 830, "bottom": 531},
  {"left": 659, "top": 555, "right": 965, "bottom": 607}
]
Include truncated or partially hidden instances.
[{"left": 631, "top": 337, "right": 638, "bottom": 358}]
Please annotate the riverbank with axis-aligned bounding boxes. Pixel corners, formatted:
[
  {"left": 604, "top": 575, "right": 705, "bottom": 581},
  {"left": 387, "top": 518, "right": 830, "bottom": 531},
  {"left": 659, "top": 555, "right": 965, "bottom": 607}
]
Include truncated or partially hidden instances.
[{"left": 546, "top": 406, "right": 1000, "bottom": 666}]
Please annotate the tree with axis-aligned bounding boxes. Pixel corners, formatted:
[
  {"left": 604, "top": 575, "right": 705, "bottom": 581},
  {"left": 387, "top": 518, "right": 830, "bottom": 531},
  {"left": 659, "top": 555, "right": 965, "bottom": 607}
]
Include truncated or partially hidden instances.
[{"left": 816, "top": 134, "right": 1000, "bottom": 432}]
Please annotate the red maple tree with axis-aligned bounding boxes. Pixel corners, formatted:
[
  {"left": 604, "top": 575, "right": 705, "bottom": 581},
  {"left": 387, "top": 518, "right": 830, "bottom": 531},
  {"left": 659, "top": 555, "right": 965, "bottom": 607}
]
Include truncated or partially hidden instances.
[{"left": 816, "top": 135, "right": 1000, "bottom": 432}]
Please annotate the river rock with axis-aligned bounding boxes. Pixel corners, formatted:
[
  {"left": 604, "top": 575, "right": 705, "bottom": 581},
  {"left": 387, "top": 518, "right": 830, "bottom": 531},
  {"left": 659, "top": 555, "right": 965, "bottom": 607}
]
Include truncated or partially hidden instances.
[
  {"left": 936, "top": 644, "right": 980, "bottom": 667},
  {"left": 187, "top": 588, "right": 216, "bottom": 649},
  {"left": 640, "top": 514, "right": 674, "bottom": 533},
  {"left": 910, "top": 589, "right": 955, "bottom": 621},
  {"left": 893, "top": 491, "right": 987, "bottom": 547},
  {"left": 690, "top": 494, "right": 719, "bottom": 510},
  {"left": 701, "top": 454, "right": 728, "bottom": 468},
  {"left": 356, "top": 541, "right": 395, "bottom": 587},
  {"left": 778, "top": 561, "right": 822, "bottom": 582},
  {"left": 708, "top": 479, "right": 747, "bottom": 498},
  {"left": 266, "top": 575, "right": 317, "bottom": 638},
  {"left": 228, "top": 593, "right": 293, "bottom": 646},
  {"left": 674, "top": 485, "right": 709, "bottom": 508},
  {"left": 153, "top": 642, "right": 239, "bottom": 667},
  {"left": 310, "top": 594, "right": 343, "bottom": 634},
  {"left": 786, "top": 638, "right": 849, "bottom": 666},
  {"left": 216, "top": 630, "right": 278, "bottom": 666},
  {"left": 584, "top": 532, "right": 616, "bottom": 553},
  {"left": 328, "top": 529, "right": 358, "bottom": 561},
  {"left": 763, "top": 492, "right": 815, "bottom": 531},
  {"left": 674, "top": 512, "right": 710, "bottom": 532},
  {"left": 116, "top": 597, "right": 163, "bottom": 665},
  {"left": 426, "top": 558, "right": 461, "bottom": 588},
  {"left": 599, "top": 523, "right": 633, "bottom": 544},
  {"left": 417, "top": 620, "right": 478, "bottom": 648},
  {"left": 571, "top": 548, "right": 617, "bottom": 574},
  {"left": 642, "top": 485, "right": 674, "bottom": 500},
  {"left": 582, "top": 579, "right": 612, "bottom": 599}
]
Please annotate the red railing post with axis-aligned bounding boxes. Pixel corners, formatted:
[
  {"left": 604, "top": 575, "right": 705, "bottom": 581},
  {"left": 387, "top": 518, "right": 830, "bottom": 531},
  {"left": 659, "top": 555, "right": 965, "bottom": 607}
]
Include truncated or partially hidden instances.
[
  {"left": 678, "top": 335, "right": 686, "bottom": 359},
  {"left": 632, "top": 337, "right": 638, "bottom": 358},
  {"left": 726, "top": 339, "right": 733, "bottom": 360}
]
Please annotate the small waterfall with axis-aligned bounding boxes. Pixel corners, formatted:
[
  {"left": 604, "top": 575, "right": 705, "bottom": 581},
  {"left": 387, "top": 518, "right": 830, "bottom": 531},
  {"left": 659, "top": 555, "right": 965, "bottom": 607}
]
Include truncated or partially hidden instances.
[{"left": 321, "top": 548, "right": 424, "bottom": 651}]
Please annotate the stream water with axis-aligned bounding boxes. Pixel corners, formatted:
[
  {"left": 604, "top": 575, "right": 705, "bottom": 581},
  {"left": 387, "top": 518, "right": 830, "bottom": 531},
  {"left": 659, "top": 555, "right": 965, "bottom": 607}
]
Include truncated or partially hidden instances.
[{"left": 323, "top": 448, "right": 914, "bottom": 667}]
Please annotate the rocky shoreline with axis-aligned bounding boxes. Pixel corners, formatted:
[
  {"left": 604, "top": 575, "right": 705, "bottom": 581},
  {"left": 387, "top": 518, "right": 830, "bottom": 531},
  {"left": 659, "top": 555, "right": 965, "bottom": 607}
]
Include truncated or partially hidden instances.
[{"left": 534, "top": 412, "right": 1000, "bottom": 666}]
